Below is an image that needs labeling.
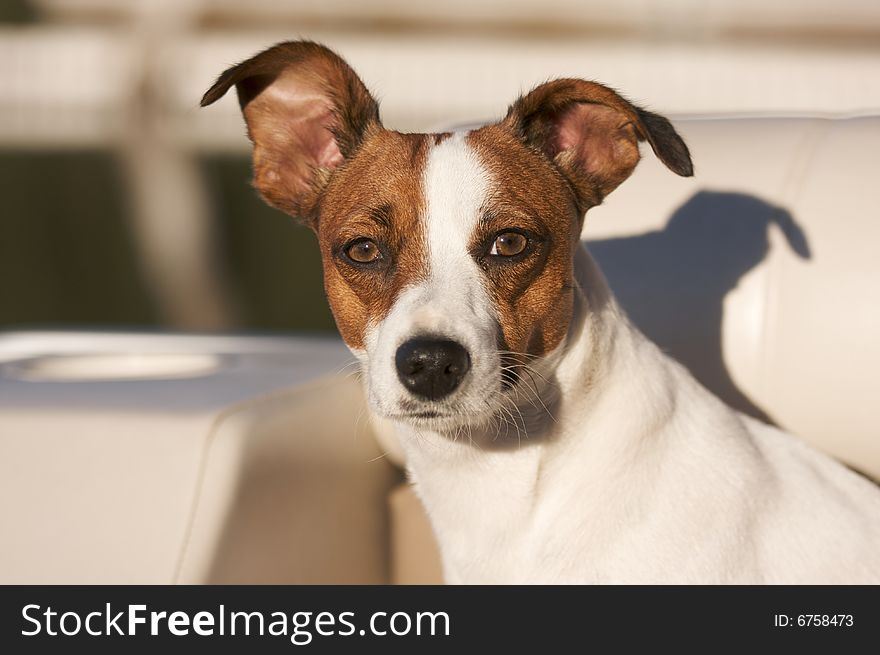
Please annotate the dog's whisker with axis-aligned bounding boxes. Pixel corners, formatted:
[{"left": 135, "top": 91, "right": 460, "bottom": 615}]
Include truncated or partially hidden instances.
[
  {"left": 502, "top": 362, "right": 553, "bottom": 387},
  {"left": 484, "top": 398, "right": 506, "bottom": 441},
  {"left": 507, "top": 396, "right": 530, "bottom": 444},
  {"left": 518, "top": 369, "right": 559, "bottom": 424},
  {"left": 507, "top": 375, "right": 544, "bottom": 426},
  {"left": 366, "top": 451, "right": 390, "bottom": 463},
  {"left": 333, "top": 359, "right": 362, "bottom": 377},
  {"left": 498, "top": 361, "right": 559, "bottom": 425},
  {"left": 498, "top": 393, "right": 528, "bottom": 447},
  {"left": 496, "top": 349, "right": 544, "bottom": 362},
  {"left": 494, "top": 402, "right": 518, "bottom": 443}
]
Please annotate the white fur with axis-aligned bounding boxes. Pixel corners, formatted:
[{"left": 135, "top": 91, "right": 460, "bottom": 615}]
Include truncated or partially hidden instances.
[{"left": 361, "top": 134, "right": 880, "bottom": 584}]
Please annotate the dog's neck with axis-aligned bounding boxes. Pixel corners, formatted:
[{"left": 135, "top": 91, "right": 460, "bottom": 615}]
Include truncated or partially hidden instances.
[{"left": 394, "top": 244, "right": 688, "bottom": 582}]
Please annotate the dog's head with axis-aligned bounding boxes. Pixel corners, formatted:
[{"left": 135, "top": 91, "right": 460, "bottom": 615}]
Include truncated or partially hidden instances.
[{"left": 202, "top": 41, "right": 692, "bottom": 433}]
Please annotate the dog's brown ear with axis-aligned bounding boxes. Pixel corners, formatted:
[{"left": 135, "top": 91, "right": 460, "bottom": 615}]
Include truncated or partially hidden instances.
[
  {"left": 504, "top": 79, "right": 692, "bottom": 210},
  {"left": 201, "top": 41, "right": 380, "bottom": 226}
]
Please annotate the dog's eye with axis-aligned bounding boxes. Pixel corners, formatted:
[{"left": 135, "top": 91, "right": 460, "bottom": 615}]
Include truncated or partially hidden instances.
[
  {"left": 490, "top": 232, "right": 528, "bottom": 257},
  {"left": 346, "top": 238, "right": 381, "bottom": 264}
]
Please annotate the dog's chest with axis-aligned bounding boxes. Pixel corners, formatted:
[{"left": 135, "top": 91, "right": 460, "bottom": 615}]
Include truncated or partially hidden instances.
[{"left": 402, "top": 435, "right": 601, "bottom": 583}]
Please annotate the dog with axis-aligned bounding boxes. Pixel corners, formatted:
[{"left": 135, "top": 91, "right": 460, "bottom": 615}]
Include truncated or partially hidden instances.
[{"left": 202, "top": 41, "right": 880, "bottom": 583}]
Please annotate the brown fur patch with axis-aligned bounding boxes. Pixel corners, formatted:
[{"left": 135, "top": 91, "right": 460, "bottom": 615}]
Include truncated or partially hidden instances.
[
  {"left": 200, "top": 41, "right": 381, "bottom": 225},
  {"left": 467, "top": 125, "right": 581, "bottom": 359},
  {"left": 317, "top": 130, "right": 432, "bottom": 349},
  {"left": 504, "top": 78, "right": 693, "bottom": 210}
]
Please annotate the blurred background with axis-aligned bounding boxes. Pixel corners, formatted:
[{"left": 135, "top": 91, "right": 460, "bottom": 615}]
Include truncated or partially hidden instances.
[{"left": 2, "top": 0, "right": 879, "bottom": 335}]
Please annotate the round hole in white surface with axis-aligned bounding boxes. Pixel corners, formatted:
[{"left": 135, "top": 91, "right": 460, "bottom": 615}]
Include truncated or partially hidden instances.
[{"left": 3, "top": 353, "right": 224, "bottom": 382}]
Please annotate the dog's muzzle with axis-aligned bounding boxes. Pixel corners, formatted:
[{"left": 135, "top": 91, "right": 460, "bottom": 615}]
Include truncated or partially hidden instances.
[{"left": 395, "top": 337, "right": 471, "bottom": 400}]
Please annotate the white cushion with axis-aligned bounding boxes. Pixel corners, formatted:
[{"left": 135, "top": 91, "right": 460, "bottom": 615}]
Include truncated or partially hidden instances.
[{"left": 586, "top": 115, "right": 880, "bottom": 479}]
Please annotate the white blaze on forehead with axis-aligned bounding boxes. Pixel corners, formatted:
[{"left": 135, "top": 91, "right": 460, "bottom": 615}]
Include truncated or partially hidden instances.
[
  {"left": 362, "top": 132, "right": 502, "bottom": 416},
  {"left": 423, "top": 132, "right": 491, "bottom": 298}
]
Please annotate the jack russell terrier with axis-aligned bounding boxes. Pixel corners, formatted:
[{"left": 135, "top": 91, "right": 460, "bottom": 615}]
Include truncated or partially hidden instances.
[{"left": 203, "top": 41, "right": 880, "bottom": 583}]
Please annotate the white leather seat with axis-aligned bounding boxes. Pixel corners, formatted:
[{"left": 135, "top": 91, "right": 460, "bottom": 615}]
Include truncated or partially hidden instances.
[
  {"left": 0, "top": 334, "right": 398, "bottom": 584},
  {"left": 587, "top": 115, "right": 880, "bottom": 480}
]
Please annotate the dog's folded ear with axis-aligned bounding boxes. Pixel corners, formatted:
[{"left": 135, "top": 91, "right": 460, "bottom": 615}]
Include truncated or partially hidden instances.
[
  {"left": 504, "top": 79, "right": 693, "bottom": 209},
  {"left": 201, "top": 41, "right": 380, "bottom": 226}
]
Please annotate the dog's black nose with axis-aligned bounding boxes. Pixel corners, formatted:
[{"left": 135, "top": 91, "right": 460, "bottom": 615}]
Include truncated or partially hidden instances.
[{"left": 395, "top": 338, "right": 471, "bottom": 400}]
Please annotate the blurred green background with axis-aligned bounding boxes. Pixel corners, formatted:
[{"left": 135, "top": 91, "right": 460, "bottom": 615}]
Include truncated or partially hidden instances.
[{"left": 0, "top": 150, "right": 335, "bottom": 332}]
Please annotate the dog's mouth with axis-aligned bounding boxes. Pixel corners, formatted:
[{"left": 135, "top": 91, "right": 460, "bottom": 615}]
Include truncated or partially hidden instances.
[
  {"left": 389, "top": 410, "right": 446, "bottom": 421},
  {"left": 385, "top": 408, "right": 487, "bottom": 430},
  {"left": 381, "top": 386, "right": 492, "bottom": 430},
  {"left": 382, "top": 375, "right": 519, "bottom": 433}
]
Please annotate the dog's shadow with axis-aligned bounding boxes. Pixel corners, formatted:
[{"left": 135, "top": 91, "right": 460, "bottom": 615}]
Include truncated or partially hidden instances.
[{"left": 588, "top": 190, "right": 811, "bottom": 424}]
